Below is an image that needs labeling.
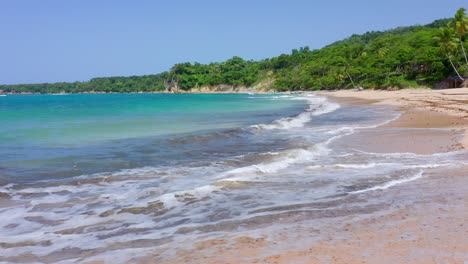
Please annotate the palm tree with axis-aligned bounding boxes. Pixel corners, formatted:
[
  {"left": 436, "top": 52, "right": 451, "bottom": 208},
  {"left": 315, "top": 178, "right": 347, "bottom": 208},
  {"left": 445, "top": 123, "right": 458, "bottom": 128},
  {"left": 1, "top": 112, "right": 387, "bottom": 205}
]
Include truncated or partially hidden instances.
[
  {"left": 452, "top": 8, "right": 468, "bottom": 66},
  {"left": 340, "top": 44, "right": 368, "bottom": 88},
  {"left": 434, "top": 27, "right": 464, "bottom": 80},
  {"left": 343, "top": 64, "right": 357, "bottom": 88},
  {"left": 377, "top": 47, "right": 389, "bottom": 57}
]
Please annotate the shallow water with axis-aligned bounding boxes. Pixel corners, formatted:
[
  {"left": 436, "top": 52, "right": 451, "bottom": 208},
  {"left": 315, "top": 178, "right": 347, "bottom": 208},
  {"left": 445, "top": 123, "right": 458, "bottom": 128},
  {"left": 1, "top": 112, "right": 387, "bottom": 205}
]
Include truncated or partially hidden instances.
[
  {"left": 0, "top": 93, "right": 467, "bottom": 263},
  {"left": 0, "top": 94, "right": 305, "bottom": 183}
]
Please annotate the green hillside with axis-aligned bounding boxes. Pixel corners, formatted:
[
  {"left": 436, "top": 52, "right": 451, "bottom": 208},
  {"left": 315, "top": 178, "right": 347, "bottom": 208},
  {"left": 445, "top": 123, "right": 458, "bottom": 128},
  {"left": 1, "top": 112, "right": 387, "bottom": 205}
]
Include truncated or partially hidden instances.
[{"left": 1, "top": 9, "right": 467, "bottom": 93}]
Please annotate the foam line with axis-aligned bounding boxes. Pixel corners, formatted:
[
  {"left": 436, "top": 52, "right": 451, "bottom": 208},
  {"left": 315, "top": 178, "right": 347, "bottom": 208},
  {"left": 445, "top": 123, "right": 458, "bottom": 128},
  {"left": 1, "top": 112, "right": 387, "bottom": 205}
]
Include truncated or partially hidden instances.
[
  {"left": 349, "top": 170, "right": 424, "bottom": 194},
  {"left": 251, "top": 95, "right": 340, "bottom": 130}
]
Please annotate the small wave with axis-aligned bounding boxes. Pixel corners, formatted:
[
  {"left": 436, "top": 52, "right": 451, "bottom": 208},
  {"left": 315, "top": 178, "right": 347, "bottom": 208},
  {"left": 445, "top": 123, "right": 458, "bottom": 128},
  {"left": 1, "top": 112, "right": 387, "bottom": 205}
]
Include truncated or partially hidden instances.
[
  {"left": 353, "top": 148, "right": 468, "bottom": 159},
  {"left": 335, "top": 163, "right": 380, "bottom": 169},
  {"left": 251, "top": 95, "right": 340, "bottom": 130},
  {"left": 406, "top": 163, "right": 452, "bottom": 169},
  {"left": 247, "top": 95, "right": 294, "bottom": 99},
  {"left": 306, "top": 163, "right": 381, "bottom": 171},
  {"left": 306, "top": 162, "right": 453, "bottom": 172},
  {"left": 217, "top": 144, "right": 330, "bottom": 181},
  {"left": 325, "top": 113, "right": 400, "bottom": 136},
  {"left": 0, "top": 94, "right": 6, "bottom": 97},
  {"left": 349, "top": 170, "right": 424, "bottom": 194},
  {"left": 156, "top": 185, "right": 220, "bottom": 209},
  {"left": 336, "top": 163, "right": 452, "bottom": 170},
  {"left": 215, "top": 127, "right": 352, "bottom": 181}
]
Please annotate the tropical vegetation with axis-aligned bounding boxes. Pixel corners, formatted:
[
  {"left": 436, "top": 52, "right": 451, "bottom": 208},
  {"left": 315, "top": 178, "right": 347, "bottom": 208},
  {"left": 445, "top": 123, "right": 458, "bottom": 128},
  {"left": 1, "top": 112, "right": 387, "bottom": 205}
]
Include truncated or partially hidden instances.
[{"left": 1, "top": 8, "right": 467, "bottom": 93}]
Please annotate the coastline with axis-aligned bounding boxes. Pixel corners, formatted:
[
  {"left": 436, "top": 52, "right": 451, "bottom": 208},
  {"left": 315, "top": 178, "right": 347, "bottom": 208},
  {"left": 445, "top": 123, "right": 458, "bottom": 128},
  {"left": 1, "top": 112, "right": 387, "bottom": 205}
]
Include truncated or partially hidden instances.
[
  {"left": 318, "top": 88, "right": 468, "bottom": 154},
  {"left": 276, "top": 89, "right": 468, "bottom": 263},
  {"left": 321, "top": 88, "right": 468, "bottom": 117},
  {"left": 0, "top": 90, "right": 280, "bottom": 95},
  {"left": 320, "top": 88, "right": 468, "bottom": 150},
  {"left": 145, "top": 88, "right": 468, "bottom": 264},
  {"left": 2, "top": 89, "right": 467, "bottom": 263}
]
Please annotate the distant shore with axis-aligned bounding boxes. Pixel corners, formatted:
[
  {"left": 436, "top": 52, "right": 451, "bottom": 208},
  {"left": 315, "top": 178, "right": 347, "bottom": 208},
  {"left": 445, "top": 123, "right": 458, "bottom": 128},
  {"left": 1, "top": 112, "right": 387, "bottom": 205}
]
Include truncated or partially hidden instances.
[
  {"left": 0, "top": 90, "right": 278, "bottom": 95},
  {"left": 1, "top": 87, "right": 466, "bottom": 96}
]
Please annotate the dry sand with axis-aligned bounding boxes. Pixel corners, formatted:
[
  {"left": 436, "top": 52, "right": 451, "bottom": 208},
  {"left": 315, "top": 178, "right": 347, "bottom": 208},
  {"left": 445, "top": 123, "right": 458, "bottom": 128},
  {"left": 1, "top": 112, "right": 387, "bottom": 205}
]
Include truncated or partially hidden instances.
[
  {"left": 131, "top": 88, "right": 468, "bottom": 264},
  {"left": 322, "top": 88, "right": 468, "bottom": 150}
]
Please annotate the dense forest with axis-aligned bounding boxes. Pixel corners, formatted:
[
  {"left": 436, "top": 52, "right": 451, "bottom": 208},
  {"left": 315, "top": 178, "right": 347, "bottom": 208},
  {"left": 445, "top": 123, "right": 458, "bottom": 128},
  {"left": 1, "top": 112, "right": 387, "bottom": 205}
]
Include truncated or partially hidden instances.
[{"left": 1, "top": 9, "right": 467, "bottom": 93}]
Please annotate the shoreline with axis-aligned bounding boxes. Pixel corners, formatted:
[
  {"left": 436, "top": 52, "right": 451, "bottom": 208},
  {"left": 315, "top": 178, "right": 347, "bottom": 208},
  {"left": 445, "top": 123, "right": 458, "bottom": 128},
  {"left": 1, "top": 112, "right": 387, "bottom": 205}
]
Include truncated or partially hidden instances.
[
  {"left": 257, "top": 89, "right": 468, "bottom": 263},
  {"left": 0, "top": 91, "right": 282, "bottom": 95},
  {"left": 320, "top": 88, "right": 468, "bottom": 151},
  {"left": 2, "top": 89, "right": 467, "bottom": 263},
  {"left": 148, "top": 89, "right": 468, "bottom": 264}
]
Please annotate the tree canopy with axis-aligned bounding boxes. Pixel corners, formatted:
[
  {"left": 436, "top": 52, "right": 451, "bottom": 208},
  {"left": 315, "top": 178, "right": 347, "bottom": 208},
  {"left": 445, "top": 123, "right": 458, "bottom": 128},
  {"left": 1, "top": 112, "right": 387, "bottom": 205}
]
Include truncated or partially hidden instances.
[{"left": 1, "top": 9, "right": 467, "bottom": 94}]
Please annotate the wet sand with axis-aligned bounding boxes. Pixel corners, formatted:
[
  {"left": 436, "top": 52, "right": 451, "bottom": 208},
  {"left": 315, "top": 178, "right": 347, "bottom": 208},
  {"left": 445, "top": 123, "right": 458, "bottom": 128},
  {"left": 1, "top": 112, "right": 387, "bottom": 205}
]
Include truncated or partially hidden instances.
[
  {"left": 323, "top": 88, "right": 468, "bottom": 149},
  {"left": 148, "top": 167, "right": 467, "bottom": 264},
  {"left": 140, "top": 89, "right": 468, "bottom": 264},
  {"left": 335, "top": 106, "right": 468, "bottom": 155}
]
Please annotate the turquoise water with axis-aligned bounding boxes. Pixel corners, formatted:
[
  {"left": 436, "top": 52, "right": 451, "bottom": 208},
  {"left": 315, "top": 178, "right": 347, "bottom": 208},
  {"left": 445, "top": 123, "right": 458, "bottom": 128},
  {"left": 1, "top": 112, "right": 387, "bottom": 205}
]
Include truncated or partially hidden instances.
[
  {"left": 2, "top": 93, "right": 467, "bottom": 262},
  {"left": 0, "top": 93, "right": 306, "bottom": 182},
  {"left": 0, "top": 94, "right": 304, "bottom": 145}
]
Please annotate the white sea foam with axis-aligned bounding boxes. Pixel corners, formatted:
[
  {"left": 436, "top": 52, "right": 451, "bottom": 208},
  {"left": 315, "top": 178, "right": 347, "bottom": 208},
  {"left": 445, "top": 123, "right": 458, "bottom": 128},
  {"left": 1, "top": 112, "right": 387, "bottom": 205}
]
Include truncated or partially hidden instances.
[
  {"left": 216, "top": 125, "right": 355, "bottom": 182},
  {"left": 1, "top": 93, "right": 467, "bottom": 263},
  {"left": 251, "top": 95, "right": 340, "bottom": 130},
  {"left": 354, "top": 148, "right": 468, "bottom": 159},
  {"left": 325, "top": 112, "right": 401, "bottom": 136},
  {"left": 335, "top": 163, "right": 380, "bottom": 169},
  {"left": 337, "top": 163, "right": 449, "bottom": 170},
  {"left": 349, "top": 170, "right": 424, "bottom": 194},
  {"left": 155, "top": 185, "right": 220, "bottom": 209},
  {"left": 306, "top": 162, "right": 454, "bottom": 172},
  {"left": 247, "top": 95, "right": 294, "bottom": 100},
  {"left": 217, "top": 143, "right": 331, "bottom": 182}
]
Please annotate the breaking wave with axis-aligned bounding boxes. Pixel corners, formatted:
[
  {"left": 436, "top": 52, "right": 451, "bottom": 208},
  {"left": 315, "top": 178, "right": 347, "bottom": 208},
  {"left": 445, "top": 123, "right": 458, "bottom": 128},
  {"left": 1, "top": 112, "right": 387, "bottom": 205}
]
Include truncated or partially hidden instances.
[{"left": 251, "top": 95, "right": 340, "bottom": 130}]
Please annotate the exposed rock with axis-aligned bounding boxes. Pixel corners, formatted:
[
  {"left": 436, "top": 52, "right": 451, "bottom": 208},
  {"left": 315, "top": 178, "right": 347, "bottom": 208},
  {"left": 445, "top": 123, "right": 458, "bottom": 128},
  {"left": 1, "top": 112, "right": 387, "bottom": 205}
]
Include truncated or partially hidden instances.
[{"left": 187, "top": 83, "right": 275, "bottom": 94}]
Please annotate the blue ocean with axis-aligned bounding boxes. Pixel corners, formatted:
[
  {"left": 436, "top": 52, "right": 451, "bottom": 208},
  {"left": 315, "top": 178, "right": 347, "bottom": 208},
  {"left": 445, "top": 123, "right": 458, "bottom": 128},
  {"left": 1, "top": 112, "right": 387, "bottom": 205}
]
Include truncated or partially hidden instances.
[{"left": 0, "top": 93, "right": 466, "bottom": 263}]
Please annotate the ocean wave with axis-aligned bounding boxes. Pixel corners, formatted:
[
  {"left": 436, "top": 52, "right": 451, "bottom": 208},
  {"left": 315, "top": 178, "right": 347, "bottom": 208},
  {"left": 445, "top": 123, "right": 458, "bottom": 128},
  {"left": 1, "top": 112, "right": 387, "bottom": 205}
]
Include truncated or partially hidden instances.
[
  {"left": 251, "top": 95, "right": 340, "bottom": 130},
  {"left": 349, "top": 170, "right": 424, "bottom": 194},
  {"left": 325, "top": 112, "right": 401, "bottom": 136},
  {"left": 353, "top": 148, "right": 468, "bottom": 159},
  {"left": 216, "top": 144, "right": 332, "bottom": 182},
  {"left": 334, "top": 163, "right": 381, "bottom": 169},
  {"left": 306, "top": 162, "right": 454, "bottom": 173},
  {"left": 247, "top": 95, "right": 295, "bottom": 99},
  {"left": 2, "top": 93, "right": 468, "bottom": 263},
  {"left": 156, "top": 185, "right": 220, "bottom": 209},
  {"left": 216, "top": 126, "right": 355, "bottom": 181}
]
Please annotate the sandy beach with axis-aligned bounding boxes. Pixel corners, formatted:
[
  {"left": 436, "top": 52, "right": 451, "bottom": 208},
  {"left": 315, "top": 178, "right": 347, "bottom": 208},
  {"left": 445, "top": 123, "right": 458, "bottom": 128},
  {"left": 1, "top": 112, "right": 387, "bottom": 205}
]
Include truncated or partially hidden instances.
[
  {"left": 323, "top": 88, "right": 468, "bottom": 150},
  {"left": 2, "top": 90, "right": 467, "bottom": 264},
  {"left": 141, "top": 88, "right": 468, "bottom": 264},
  {"left": 3, "top": 2, "right": 468, "bottom": 263}
]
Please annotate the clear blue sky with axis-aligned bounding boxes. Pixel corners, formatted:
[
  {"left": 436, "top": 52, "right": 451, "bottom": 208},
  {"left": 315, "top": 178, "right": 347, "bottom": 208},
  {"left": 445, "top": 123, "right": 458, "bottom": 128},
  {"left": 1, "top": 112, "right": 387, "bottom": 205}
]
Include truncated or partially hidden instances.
[{"left": 1, "top": 0, "right": 466, "bottom": 84}]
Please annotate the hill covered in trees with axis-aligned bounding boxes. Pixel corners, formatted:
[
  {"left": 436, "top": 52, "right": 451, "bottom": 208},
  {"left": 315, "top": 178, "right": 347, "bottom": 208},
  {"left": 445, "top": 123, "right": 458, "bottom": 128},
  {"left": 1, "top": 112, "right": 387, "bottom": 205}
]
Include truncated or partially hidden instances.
[{"left": 1, "top": 12, "right": 466, "bottom": 93}]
